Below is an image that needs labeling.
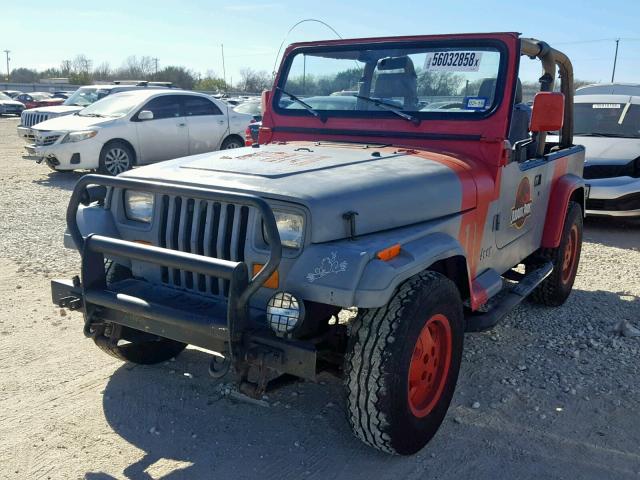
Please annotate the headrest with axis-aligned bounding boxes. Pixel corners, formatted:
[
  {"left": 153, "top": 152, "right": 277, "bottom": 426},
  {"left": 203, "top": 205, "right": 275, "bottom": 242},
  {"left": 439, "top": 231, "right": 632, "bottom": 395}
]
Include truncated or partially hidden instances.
[{"left": 377, "top": 56, "right": 416, "bottom": 76}]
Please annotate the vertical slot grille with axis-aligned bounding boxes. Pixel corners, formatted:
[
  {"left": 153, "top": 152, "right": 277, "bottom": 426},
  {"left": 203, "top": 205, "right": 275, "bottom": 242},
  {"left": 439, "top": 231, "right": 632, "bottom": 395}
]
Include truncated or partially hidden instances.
[{"left": 158, "top": 195, "right": 250, "bottom": 297}]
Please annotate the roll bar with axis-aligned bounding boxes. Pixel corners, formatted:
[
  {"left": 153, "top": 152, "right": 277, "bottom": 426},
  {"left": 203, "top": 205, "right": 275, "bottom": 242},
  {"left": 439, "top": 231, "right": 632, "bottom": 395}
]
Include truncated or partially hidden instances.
[{"left": 520, "top": 38, "right": 574, "bottom": 153}]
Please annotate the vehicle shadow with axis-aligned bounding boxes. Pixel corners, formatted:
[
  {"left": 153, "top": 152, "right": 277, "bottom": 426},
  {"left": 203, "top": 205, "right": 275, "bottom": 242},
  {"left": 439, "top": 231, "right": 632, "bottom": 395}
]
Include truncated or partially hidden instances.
[
  {"left": 83, "top": 288, "right": 640, "bottom": 480},
  {"left": 31, "top": 170, "right": 90, "bottom": 192},
  {"left": 584, "top": 216, "right": 640, "bottom": 251}
]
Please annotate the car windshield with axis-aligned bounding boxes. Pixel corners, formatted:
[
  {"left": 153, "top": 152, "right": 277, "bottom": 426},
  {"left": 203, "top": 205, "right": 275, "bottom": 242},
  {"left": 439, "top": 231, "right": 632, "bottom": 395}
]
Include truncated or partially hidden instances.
[
  {"left": 233, "top": 101, "right": 262, "bottom": 116},
  {"left": 574, "top": 101, "right": 640, "bottom": 138},
  {"left": 77, "top": 93, "right": 138, "bottom": 118},
  {"left": 276, "top": 42, "right": 503, "bottom": 119},
  {"left": 64, "top": 87, "right": 110, "bottom": 107},
  {"left": 0, "top": 92, "right": 12, "bottom": 101}
]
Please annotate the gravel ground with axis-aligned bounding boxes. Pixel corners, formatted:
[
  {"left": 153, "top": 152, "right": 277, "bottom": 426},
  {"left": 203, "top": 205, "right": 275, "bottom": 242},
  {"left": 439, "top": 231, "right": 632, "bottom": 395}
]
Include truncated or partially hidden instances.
[{"left": 1, "top": 116, "right": 639, "bottom": 479}]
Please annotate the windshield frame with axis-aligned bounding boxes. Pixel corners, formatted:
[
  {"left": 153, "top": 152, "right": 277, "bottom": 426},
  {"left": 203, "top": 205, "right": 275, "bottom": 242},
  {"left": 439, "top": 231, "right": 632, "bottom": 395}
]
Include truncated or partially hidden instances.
[{"left": 273, "top": 38, "right": 509, "bottom": 122}]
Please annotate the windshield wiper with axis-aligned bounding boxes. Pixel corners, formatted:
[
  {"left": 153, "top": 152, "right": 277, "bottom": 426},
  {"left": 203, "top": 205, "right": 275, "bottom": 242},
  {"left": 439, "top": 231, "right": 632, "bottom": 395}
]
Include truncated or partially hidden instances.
[
  {"left": 276, "top": 87, "right": 326, "bottom": 123},
  {"left": 355, "top": 95, "right": 421, "bottom": 126},
  {"left": 78, "top": 112, "right": 104, "bottom": 117}
]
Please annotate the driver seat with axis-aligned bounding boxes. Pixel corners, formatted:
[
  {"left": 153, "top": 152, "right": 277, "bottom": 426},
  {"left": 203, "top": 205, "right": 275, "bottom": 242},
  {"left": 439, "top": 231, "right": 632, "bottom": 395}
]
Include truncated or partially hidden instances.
[{"left": 373, "top": 56, "right": 418, "bottom": 109}]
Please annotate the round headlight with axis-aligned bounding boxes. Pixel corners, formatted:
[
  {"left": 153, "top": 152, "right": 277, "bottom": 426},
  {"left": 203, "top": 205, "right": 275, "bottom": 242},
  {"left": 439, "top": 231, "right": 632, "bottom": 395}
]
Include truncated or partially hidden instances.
[{"left": 266, "top": 292, "right": 304, "bottom": 335}]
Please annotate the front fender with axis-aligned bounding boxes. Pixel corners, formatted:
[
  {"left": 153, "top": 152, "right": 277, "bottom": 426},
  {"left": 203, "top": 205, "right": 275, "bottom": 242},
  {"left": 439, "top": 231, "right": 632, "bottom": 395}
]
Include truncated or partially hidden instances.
[
  {"left": 63, "top": 204, "right": 120, "bottom": 250},
  {"left": 284, "top": 232, "right": 466, "bottom": 308},
  {"left": 541, "top": 174, "right": 585, "bottom": 248}
]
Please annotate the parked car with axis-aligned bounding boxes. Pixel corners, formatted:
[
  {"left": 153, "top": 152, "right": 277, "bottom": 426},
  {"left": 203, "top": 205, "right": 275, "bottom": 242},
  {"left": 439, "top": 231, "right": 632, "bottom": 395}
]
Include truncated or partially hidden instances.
[
  {"left": 233, "top": 99, "right": 262, "bottom": 121},
  {"left": 572, "top": 92, "right": 640, "bottom": 217},
  {"left": 576, "top": 83, "right": 640, "bottom": 96},
  {"left": 244, "top": 120, "right": 261, "bottom": 146},
  {"left": 52, "top": 91, "right": 74, "bottom": 99},
  {"left": 2, "top": 90, "right": 22, "bottom": 99},
  {"left": 0, "top": 92, "right": 25, "bottom": 116},
  {"left": 51, "top": 34, "right": 585, "bottom": 455},
  {"left": 27, "top": 89, "right": 252, "bottom": 175},
  {"left": 15, "top": 92, "right": 64, "bottom": 109},
  {"left": 18, "top": 82, "right": 176, "bottom": 141}
]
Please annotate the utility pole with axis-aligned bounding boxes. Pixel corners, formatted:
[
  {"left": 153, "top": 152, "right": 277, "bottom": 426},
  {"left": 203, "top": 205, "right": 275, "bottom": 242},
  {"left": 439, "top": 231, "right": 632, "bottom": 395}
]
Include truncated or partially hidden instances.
[
  {"left": 153, "top": 57, "right": 159, "bottom": 76},
  {"left": 611, "top": 38, "right": 620, "bottom": 83},
  {"left": 221, "top": 44, "right": 227, "bottom": 92},
  {"left": 3, "top": 50, "right": 10, "bottom": 82}
]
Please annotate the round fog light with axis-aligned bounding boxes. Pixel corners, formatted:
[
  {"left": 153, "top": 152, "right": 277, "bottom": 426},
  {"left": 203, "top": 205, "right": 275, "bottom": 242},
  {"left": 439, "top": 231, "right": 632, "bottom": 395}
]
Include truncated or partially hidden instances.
[{"left": 266, "top": 292, "right": 304, "bottom": 334}]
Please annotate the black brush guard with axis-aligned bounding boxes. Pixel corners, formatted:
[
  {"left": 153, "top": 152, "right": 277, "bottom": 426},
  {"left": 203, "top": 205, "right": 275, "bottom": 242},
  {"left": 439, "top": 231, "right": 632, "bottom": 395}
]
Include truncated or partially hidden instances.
[{"left": 51, "top": 174, "right": 316, "bottom": 384}]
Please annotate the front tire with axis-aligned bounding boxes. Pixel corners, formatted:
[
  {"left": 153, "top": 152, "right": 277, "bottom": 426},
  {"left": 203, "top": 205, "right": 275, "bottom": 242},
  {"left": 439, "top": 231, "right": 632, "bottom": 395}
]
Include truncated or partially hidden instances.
[
  {"left": 98, "top": 141, "right": 134, "bottom": 176},
  {"left": 344, "top": 271, "right": 464, "bottom": 455},
  {"left": 528, "top": 201, "right": 583, "bottom": 306}
]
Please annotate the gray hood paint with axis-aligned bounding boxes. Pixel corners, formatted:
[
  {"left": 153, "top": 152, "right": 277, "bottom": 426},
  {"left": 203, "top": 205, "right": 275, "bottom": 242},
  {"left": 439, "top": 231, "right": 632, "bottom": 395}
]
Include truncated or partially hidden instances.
[
  {"left": 123, "top": 143, "right": 467, "bottom": 243},
  {"left": 575, "top": 136, "right": 640, "bottom": 165}
]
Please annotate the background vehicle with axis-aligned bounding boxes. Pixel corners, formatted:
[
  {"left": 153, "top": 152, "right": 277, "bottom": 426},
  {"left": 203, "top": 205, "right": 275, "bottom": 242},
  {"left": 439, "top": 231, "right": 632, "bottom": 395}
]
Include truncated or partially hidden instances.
[
  {"left": 52, "top": 33, "right": 584, "bottom": 455},
  {"left": 233, "top": 99, "right": 262, "bottom": 121},
  {"left": 2, "top": 90, "right": 22, "bottom": 99},
  {"left": 28, "top": 89, "right": 252, "bottom": 175},
  {"left": 0, "top": 92, "right": 25, "bottom": 115},
  {"left": 15, "top": 92, "right": 64, "bottom": 109},
  {"left": 18, "top": 81, "right": 175, "bottom": 141},
  {"left": 572, "top": 91, "right": 640, "bottom": 217}
]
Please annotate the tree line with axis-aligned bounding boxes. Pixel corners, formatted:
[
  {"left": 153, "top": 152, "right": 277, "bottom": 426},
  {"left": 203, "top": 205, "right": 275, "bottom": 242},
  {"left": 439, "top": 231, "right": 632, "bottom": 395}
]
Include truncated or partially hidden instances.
[{"left": 7, "top": 54, "right": 273, "bottom": 93}]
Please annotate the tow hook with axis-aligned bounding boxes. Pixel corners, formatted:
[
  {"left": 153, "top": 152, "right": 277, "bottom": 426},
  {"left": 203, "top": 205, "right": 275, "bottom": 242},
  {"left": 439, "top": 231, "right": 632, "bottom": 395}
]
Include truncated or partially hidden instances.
[
  {"left": 238, "top": 345, "right": 284, "bottom": 398},
  {"left": 58, "top": 296, "right": 83, "bottom": 310}
]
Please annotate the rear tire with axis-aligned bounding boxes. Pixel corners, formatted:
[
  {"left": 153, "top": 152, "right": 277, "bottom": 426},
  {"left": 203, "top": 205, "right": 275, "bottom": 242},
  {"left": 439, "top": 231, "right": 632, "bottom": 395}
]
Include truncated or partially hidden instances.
[
  {"left": 528, "top": 201, "right": 583, "bottom": 306},
  {"left": 94, "top": 263, "right": 187, "bottom": 364},
  {"left": 98, "top": 141, "right": 134, "bottom": 176},
  {"left": 344, "top": 271, "right": 464, "bottom": 455}
]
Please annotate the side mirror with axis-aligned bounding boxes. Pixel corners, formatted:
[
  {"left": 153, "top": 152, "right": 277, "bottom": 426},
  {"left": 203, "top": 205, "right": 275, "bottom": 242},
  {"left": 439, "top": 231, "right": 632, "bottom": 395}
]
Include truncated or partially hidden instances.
[
  {"left": 530, "top": 92, "right": 564, "bottom": 132},
  {"left": 138, "top": 110, "right": 154, "bottom": 121}
]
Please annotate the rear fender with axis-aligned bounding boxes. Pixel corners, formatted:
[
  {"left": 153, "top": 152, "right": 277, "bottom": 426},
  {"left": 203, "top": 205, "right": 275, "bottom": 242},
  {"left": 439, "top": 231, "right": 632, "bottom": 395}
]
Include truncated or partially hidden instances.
[
  {"left": 541, "top": 174, "right": 585, "bottom": 248},
  {"left": 285, "top": 232, "right": 467, "bottom": 309}
]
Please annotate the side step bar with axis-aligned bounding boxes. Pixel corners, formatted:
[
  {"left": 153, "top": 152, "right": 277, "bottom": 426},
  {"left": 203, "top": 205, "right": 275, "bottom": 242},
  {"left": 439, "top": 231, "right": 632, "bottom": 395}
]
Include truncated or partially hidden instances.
[{"left": 465, "top": 262, "right": 554, "bottom": 332}]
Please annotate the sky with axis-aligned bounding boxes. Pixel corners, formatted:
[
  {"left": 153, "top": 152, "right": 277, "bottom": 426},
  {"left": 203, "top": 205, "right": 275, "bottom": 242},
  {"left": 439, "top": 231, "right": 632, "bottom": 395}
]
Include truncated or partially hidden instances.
[{"left": 2, "top": 0, "right": 640, "bottom": 85}]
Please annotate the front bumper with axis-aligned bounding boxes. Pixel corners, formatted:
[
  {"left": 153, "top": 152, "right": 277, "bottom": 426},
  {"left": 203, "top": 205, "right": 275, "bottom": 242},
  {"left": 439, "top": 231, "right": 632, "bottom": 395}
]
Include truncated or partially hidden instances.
[
  {"left": 23, "top": 139, "right": 102, "bottom": 170},
  {"left": 17, "top": 126, "right": 34, "bottom": 142},
  {"left": 586, "top": 176, "right": 640, "bottom": 217},
  {"left": 51, "top": 174, "right": 316, "bottom": 385}
]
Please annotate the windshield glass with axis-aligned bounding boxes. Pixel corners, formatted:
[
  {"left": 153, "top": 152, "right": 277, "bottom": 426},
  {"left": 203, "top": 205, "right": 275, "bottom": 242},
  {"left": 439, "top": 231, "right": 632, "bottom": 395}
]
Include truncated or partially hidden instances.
[
  {"left": 0, "top": 92, "right": 12, "bottom": 101},
  {"left": 276, "top": 43, "right": 503, "bottom": 119},
  {"left": 574, "top": 102, "right": 640, "bottom": 138},
  {"left": 78, "top": 93, "right": 137, "bottom": 118},
  {"left": 64, "top": 87, "right": 111, "bottom": 107}
]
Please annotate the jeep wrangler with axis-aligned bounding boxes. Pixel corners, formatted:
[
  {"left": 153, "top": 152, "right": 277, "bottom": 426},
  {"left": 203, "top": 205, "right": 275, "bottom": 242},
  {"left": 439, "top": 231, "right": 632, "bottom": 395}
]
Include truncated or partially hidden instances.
[{"left": 52, "top": 33, "right": 585, "bottom": 455}]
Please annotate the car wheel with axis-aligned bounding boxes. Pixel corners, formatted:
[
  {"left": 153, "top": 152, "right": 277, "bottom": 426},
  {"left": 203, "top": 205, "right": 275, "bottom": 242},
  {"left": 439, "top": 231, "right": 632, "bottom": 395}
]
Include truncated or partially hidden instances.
[
  {"left": 344, "top": 270, "right": 464, "bottom": 455},
  {"left": 99, "top": 141, "right": 134, "bottom": 176},
  {"left": 527, "top": 201, "right": 583, "bottom": 306},
  {"left": 220, "top": 136, "right": 243, "bottom": 150},
  {"left": 93, "top": 263, "right": 187, "bottom": 364}
]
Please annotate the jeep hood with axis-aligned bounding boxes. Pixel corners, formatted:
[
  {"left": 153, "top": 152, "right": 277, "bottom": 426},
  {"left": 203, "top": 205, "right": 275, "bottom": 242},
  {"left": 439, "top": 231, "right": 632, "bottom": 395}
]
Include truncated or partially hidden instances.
[{"left": 123, "top": 142, "right": 474, "bottom": 243}]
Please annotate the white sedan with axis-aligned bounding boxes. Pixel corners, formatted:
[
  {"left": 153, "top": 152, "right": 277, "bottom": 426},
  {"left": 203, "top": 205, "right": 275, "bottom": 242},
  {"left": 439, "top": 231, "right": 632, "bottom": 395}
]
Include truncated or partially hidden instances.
[{"left": 26, "top": 90, "right": 252, "bottom": 175}]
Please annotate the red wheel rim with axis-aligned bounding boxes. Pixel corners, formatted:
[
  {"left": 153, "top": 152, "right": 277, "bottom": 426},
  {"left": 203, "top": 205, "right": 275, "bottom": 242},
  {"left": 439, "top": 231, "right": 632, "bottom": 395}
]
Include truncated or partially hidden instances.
[
  {"left": 407, "top": 313, "right": 452, "bottom": 418},
  {"left": 561, "top": 224, "right": 579, "bottom": 284}
]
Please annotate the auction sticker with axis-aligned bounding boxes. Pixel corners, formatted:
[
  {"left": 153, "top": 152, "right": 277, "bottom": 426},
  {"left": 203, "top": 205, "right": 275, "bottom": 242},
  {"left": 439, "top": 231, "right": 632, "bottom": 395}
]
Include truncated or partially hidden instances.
[
  {"left": 592, "top": 104, "right": 621, "bottom": 109},
  {"left": 424, "top": 51, "right": 483, "bottom": 71}
]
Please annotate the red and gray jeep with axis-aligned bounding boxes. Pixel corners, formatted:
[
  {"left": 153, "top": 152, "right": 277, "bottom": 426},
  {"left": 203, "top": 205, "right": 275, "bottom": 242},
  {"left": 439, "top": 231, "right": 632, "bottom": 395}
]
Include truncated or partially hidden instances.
[{"left": 52, "top": 33, "right": 585, "bottom": 455}]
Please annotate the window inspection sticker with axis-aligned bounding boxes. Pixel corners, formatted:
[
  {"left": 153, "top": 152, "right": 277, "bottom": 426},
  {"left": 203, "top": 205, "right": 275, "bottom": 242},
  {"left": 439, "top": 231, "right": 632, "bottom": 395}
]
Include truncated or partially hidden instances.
[
  {"left": 464, "top": 97, "right": 488, "bottom": 110},
  {"left": 424, "top": 51, "right": 483, "bottom": 71}
]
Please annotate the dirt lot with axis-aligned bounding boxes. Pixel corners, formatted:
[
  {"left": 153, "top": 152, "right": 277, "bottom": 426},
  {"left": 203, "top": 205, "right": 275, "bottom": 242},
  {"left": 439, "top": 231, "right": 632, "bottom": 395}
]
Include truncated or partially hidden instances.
[{"left": 1, "top": 116, "right": 639, "bottom": 480}]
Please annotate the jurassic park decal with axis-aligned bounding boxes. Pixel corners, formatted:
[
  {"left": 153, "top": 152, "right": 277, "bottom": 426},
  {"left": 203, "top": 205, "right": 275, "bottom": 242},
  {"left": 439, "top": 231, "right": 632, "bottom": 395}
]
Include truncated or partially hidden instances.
[{"left": 511, "top": 177, "right": 533, "bottom": 229}]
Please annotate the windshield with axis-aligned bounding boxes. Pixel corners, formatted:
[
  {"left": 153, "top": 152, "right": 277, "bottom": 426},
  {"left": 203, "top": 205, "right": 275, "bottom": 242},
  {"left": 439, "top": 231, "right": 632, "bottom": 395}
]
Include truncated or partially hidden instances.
[
  {"left": 0, "top": 92, "right": 12, "bottom": 101},
  {"left": 276, "top": 42, "right": 503, "bottom": 119},
  {"left": 64, "top": 87, "right": 111, "bottom": 107},
  {"left": 574, "top": 102, "right": 640, "bottom": 138},
  {"left": 233, "top": 101, "right": 262, "bottom": 116},
  {"left": 77, "top": 93, "right": 137, "bottom": 118}
]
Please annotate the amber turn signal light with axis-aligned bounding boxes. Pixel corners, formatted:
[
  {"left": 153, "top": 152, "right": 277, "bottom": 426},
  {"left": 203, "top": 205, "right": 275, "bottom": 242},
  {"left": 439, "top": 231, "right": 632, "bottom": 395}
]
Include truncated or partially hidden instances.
[
  {"left": 376, "top": 244, "right": 401, "bottom": 261},
  {"left": 253, "top": 264, "right": 279, "bottom": 289}
]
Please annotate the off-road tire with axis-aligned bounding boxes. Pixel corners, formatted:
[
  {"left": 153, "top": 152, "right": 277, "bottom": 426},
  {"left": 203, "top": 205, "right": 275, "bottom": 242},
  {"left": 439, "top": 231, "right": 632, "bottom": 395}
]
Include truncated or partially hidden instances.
[
  {"left": 344, "top": 271, "right": 464, "bottom": 455},
  {"left": 528, "top": 201, "right": 583, "bottom": 307},
  {"left": 220, "top": 136, "right": 243, "bottom": 150},
  {"left": 98, "top": 141, "right": 134, "bottom": 176},
  {"left": 94, "top": 263, "right": 187, "bottom": 364}
]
